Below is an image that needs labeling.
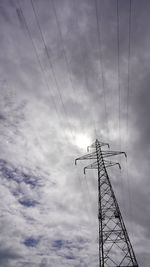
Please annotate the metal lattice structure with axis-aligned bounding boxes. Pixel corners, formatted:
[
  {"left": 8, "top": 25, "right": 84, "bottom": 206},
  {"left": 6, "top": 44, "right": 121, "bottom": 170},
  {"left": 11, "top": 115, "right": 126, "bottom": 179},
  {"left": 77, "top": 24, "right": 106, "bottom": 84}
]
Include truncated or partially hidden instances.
[{"left": 75, "top": 139, "right": 139, "bottom": 267}]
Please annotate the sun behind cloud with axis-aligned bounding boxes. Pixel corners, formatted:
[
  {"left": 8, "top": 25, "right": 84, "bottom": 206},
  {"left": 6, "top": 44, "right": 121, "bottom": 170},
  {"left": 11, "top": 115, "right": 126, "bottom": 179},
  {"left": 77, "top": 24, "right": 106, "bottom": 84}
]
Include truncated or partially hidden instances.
[{"left": 75, "top": 133, "right": 91, "bottom": 150}]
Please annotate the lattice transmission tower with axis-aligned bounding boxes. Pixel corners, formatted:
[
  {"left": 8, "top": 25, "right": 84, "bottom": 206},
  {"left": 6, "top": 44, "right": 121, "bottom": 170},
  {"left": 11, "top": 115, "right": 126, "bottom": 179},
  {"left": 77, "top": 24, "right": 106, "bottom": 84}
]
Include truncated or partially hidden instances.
[{"left": 75, "top": 139, "right": 139, "bottom": 267}]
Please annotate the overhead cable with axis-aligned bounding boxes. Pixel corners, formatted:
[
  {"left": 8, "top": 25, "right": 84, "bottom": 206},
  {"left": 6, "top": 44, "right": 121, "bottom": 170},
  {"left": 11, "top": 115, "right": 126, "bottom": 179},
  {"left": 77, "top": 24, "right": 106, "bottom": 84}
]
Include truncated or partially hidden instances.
[
  {"left": 94, "top": 0, "right": 109, "bottom": 140},
  {"left": 16, "top": 1, "right": 59, "bottom": 118},
  {"left": 30, "top": 0, "right": 74, "bottom": 139}
]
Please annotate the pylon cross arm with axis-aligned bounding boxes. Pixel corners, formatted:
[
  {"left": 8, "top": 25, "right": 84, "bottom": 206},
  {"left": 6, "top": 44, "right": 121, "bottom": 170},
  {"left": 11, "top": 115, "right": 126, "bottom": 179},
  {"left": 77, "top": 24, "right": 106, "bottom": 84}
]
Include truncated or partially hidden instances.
[
  {"left": 75, "top": 151, "right": 97, "bottom": 165},
  {"left": 102, "top": 150, "right": 127, "bottom": 158},
  {"left": 87, "top": 141, "right": 110, "bottom": 151},
  {"left": 84, "top": 161, "right": 98, "bottom": 174},
  {"left": 83, "top": 160, "right": 121, "bottom": 174},
  {"left": 104, "top": 160, "right": 121, "bottom": 170}
]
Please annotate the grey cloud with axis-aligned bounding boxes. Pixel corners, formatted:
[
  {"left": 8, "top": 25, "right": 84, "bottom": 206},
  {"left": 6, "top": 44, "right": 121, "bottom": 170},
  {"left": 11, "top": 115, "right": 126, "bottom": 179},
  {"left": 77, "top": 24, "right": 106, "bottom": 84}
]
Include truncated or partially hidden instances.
[
  {"left": 0, "top": 0, "right": 150, "bottom": 266},
  {"left": 0, "top": 244, "right": 22, "bottom": 264}
]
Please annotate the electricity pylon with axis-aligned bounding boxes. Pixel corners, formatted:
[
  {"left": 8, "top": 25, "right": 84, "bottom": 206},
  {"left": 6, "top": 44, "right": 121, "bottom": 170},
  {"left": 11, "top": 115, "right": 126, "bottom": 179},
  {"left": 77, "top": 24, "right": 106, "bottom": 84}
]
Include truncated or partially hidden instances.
[{"left": 75, "top": 139, "right": 139, "bottom": 267}]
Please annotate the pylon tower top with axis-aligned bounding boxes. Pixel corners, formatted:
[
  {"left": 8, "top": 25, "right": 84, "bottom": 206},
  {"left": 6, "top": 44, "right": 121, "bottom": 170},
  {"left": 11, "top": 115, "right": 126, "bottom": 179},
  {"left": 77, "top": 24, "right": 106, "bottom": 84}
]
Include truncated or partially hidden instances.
[{"left": 75, "top": 139, "right": 139, "bottom": 267}]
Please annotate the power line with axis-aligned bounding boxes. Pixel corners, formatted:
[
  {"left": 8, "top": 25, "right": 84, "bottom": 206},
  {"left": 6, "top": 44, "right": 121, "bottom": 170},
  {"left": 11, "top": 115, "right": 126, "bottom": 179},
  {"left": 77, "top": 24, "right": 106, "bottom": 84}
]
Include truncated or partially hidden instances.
[
  {"left": 117, "top": 0, "right": 121, "bottom": 153},
  {"left": 16, "top": 1, "right": 60, "bottom": 118},
  {"left": 94, "top": 0, "right": 109, "bottom": 140},
  {"left": 52, "top": 0, "right": 98, "bottom": 141},
  {"left": 50, "top": 0, "right": 96, "bottom": 225},
  {"left": 15, "top": 1, "right": 64, "bottom": 163},
  {"left": 127, "top": 0, "right": 132, "bottom": 140},
  {"left": 117, "top": 0, "right": 129, "bottom": 217},
  {"left": 50, "top": 0, "right": 75, "bottom": 96},
  {"left": 50, "top": 0, "right": 88, "bottom": 138},
  {"left": 51, "top": 0, "right": 98, "bottom": 140},
  {"left": 48, "top": 0, "right": 97, "bottom": 225},
  {"left": 30, "top": 0, "right": 74, "bottom": 139},
  {"left": 126, "top": 0, "right": 133, "bottom": 232},
  {"left": 16, "top": 3, "right": 58, "bottom": 113},
  {"left": 72, "top": 1, "right": 98, "bottom": 139}
]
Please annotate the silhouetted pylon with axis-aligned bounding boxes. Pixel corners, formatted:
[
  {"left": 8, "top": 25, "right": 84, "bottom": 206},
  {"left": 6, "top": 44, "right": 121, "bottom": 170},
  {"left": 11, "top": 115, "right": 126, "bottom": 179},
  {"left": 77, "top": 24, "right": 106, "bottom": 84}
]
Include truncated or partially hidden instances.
[{"left": 75, "top": 139, "right": 139, "bottom": 267}]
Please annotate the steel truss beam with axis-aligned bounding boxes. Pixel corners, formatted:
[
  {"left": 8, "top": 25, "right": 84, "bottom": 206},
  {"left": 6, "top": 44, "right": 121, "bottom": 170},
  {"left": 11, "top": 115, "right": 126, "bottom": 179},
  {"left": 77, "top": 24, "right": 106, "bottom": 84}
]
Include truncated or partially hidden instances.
[{"left": 75, "top": 139, "right": 139, "bottom": 267}]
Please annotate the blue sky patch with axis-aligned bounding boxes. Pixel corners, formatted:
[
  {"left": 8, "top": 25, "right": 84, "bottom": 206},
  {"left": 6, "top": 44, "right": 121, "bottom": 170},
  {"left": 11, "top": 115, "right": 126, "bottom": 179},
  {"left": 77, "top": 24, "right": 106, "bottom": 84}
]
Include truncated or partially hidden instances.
[
  {"left": 52, "top": 239, "right": 74, "bottom": 250},
  {"left": 19, "top": 198, "right": 38, "bottom": 207},
  {"left": 23, "top": 238, "right": 39, "bottom": 248},
  {"left": 65, "top": 254, "right": 75, "bottom": 260},
  {"left": 52, "top": 240, "right": 65, "bottom": 249},
  {"left": 0, "top": 159, "right": 41, "bottom": 187}
]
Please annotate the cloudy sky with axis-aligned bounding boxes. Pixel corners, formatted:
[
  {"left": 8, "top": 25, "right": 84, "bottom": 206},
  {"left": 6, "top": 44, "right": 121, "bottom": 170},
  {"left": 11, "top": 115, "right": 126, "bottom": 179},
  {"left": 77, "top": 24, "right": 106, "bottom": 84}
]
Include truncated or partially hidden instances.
[{"left": 0, "top": 0, "right": 150, "bottom": 266}]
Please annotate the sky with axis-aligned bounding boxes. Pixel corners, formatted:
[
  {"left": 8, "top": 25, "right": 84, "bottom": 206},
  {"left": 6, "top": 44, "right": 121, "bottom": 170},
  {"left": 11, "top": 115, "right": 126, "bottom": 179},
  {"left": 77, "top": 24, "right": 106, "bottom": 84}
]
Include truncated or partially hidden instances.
[{"left": 0, "top": 0, "right": 150, "bottom": 266}]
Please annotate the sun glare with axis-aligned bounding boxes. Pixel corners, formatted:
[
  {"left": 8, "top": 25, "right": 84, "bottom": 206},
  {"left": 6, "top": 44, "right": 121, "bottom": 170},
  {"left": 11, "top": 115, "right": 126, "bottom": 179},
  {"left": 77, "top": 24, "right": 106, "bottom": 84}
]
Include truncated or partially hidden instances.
[{"left": 75, "top": 134, "right": 91, "bottom": 150}]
